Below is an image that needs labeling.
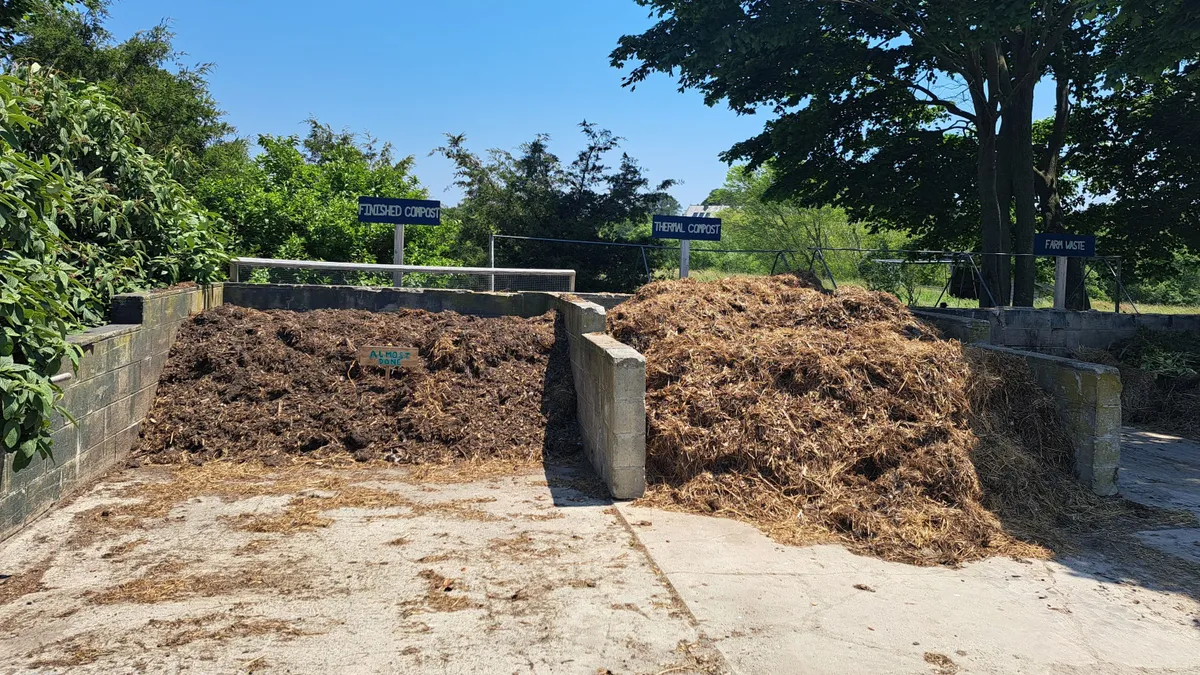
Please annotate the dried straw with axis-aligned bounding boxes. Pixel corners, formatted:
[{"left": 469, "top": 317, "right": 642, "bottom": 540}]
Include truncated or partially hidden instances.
[{"left": 608, "top": 275, "right": 1184, "bottom": 565}]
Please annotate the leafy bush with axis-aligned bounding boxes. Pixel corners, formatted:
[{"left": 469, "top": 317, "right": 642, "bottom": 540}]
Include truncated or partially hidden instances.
[
  {"left": 2, "top": 64, "right": 229, "bottom": 466},
  {"left": 196, "top": 120, "right": 458, "bottom": 273}
]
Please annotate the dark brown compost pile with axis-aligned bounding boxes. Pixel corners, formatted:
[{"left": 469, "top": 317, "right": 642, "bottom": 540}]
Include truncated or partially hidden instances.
[
  {"left": 608, "top": 274, "right": 1152, "bottom": 565},
  {"left": 136, "top": 306, "right": 579, "bottom": 466}
]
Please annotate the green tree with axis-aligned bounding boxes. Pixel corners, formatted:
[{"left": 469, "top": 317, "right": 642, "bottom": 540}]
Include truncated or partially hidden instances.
[
  {"left": 1068, "top": 67, "right": 1200, "bottom": 283},
  {"left": 2, "top": 63, "right": 226, "bottom": 465},
  {"left": 612, "top": 0, "right": 1192, "bottom": 307},
  {"left": 435, "top": 122, "right": 677, "bottom": 292},
  {"left": 4, "top": 0, "right": 230, "bottom": 168},
  {"left": 196, "top": 120, "right": 459, "bottom": 271}
]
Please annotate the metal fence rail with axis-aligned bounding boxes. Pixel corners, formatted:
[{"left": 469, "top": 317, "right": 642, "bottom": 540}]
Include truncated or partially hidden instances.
[
  {"left": 806, "top": 248, "right": 1137, "bottom": 313},
  {"left": 229, "top": 257, "right": 577, "bottom": 292}
]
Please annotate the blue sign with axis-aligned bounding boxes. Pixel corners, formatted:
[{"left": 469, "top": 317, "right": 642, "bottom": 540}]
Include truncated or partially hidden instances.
[
  {"left": 652, "top": 215, "right": 722, "bottom": 242},
  {"left": 1034, "top": 233, "right": 1096, "bottom": 257},
  {"left": 358, "top": 197, "right": 441, "bottom": 226}
]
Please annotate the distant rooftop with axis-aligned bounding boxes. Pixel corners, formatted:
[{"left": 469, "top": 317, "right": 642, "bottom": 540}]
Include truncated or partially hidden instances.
[{"left": 683, "top": 204, "right": 728, "bottom": 218}]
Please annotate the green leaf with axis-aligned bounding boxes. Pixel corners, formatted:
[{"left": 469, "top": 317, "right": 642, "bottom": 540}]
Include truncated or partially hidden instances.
[{"left": 1, "top": 420, "right": 17, "bottom": 449}]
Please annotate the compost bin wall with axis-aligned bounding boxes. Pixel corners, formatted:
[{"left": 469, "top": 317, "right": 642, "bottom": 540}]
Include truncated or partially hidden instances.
[
  {"left": 920, "top": 307, "right": 1200, "bottom": 353},
  {"left": 0, "top": 284, "right": 224, "bottom": 540},
  {"left": 974, "top": 344, "right": 1122, "bottom": 496},
  {"left": 550, "top": 296, "right": 646, "bottom": 500},
  {"left": 224, "top": 282, "right": 649, "bottom": 498}
]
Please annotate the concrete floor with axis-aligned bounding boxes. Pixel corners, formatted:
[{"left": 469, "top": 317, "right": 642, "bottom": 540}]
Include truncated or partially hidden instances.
[
  {"left": 0, "top": 436, "right": 1197, "bottom": 674},
  {"left": 1120, "top": 429, "right": 1200, "bottom": 566},
  {"left": 0, "top": 461, "right": 721, "bottom": 674}
]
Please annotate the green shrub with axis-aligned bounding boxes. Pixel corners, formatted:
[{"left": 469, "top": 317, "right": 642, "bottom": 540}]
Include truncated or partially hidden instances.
[{"left": 1, "top": 64, "right": 229, "bottom": 467}]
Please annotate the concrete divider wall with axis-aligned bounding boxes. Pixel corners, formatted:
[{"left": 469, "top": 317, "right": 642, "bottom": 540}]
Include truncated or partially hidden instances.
[
  {"left": 974, "top": 344, "right": 1122, "bottom": 496},
  {"left": 549, "top": 296, "right": 647, "bottom": 500},
  {"left": 0, "top": 285, "right": 224, "bottom": 539},
  {"left": 922, "top": 307, "right": 1200, "bottom": 353},
  {"left": 911, "top": 310, "right": 991, "bottom": 344},
  {"left": 225, "top": 283, "right": 558, "bottom": 319}
]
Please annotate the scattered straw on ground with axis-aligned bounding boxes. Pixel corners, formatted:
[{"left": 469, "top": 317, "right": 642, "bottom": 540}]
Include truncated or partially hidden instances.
[
  {"left": 608, "top": 275, "right": 1190, "bottom": 566},
  {"left": 0, "top": 557, "right": 52, "bottom": 606},
  {"left": 136, "top": 305, "right": 579, "bottom": 466},
  {"left": 87, "top": 558, "right": 308, "bottom": 605},
  {"left": 146, "top": 613, "right": 310, "bottom": 648},
  {"left": 401, "top": 569, "right": 480, "bottom": 616},
  {"left": 68, "top": 461, "right": 506, "bottom": 549}
]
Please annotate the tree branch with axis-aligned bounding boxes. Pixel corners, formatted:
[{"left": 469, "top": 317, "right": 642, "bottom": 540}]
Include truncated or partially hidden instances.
[{"left": 906, "top": 80, "right": 978, "bottom": 122}]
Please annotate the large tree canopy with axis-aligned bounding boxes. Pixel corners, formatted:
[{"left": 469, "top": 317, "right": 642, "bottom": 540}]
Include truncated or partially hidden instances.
[
  {"left": 436, "top": 123, "right": 676, "bottom": 292},
  {"left": 4, "top": 0, "right": 230, "bottom": 167},
  {"left": 612, "top": 0, "right": 1192, "bottom": 307}
]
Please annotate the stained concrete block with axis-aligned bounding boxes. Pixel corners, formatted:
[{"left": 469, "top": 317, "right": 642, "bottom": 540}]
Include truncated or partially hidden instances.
[{"left": 975, "top": 344, "right": 1122, "bottom": 496}]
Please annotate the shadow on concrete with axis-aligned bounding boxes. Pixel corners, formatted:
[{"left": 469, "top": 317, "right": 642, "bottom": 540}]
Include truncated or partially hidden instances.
[
  {"left": 540, "top": 313, "right": 613, "bottom": 509},
  {"left": 1032, "top": 428, "right": 1200, "bottom": 606}
]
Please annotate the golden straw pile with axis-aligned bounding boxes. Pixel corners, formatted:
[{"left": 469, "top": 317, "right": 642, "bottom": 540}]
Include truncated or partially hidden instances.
[{"left": 608, "top": 275, "right": 1151, "bottom": 565}]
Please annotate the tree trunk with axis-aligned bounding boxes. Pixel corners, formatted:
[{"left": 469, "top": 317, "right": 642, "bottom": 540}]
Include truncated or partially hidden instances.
[
  {"left": 1009, "top": 83, "right": 1038, "bottom": 307},
  {"left": 996, "top": 112, "right": 1015, "bottom": 306},
  {"left": 976, "top": 123, "right": 1010, "bottom": 307}
]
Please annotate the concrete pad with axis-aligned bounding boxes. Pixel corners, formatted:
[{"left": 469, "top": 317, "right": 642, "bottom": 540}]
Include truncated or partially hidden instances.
[
  {"left": 1121, "top": 428, "right": 1200, "bottom": 566},
  {"left": 1120, "top": 429, "right": 1200, "bottom": 517},
  {"left": 619, "top": 505, "right": 1200, "bottom": 675},
  {"left": 0, "top": 464, "right": 720, "bottom": 674}
]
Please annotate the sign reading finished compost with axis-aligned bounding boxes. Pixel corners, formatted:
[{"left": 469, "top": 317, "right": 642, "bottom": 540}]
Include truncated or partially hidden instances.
[
  {"left": 652, "top": 215, "right": 722, "bottom": 242},
  {"left": 357, "top": 346, "right": 421, "bottom": 370},
  {"left": 357, "top": 197, "right": 442, "bottom": 226}
]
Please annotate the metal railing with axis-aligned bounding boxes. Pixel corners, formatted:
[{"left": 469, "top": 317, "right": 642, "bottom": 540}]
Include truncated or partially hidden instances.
[
  {"left": 229, "top": 257, "right": 577, "bottom": 292},
  {"left": 807, "top": 248, "right": 1137, "bottom": 313}
]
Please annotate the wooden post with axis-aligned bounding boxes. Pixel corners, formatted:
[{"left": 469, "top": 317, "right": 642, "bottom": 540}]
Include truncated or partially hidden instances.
[
  {"left": 1053, "top": 256, "right": 1068, "bottom": 309},
  {"left": 680, "top": 239, "right": 690, "bottom": 279},
  {"left": 393, "top": 224, "right": 405, "bottom": 287}
]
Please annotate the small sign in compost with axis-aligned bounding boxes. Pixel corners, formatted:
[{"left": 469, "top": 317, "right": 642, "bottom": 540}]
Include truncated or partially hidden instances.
[
  {"left": 357, "top": 346, "right": 421, "bottom": 371},
  {"left": 651, "top": 215, "right": 723, "bottom": 279}
]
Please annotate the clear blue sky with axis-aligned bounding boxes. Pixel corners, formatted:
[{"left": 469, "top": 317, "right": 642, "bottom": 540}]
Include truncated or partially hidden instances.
[{"left": 103, "top": 0, "right": 767, "bottom": 207}]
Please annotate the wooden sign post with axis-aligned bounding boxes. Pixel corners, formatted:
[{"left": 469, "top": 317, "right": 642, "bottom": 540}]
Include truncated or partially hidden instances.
[{"left": 357, "top": 346, "right": 421, "bottom": 376}]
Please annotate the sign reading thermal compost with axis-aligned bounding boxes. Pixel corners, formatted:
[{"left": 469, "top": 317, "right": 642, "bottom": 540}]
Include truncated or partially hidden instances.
[{"left": 652, "top": 215, "right": 722, "bottom": 242}]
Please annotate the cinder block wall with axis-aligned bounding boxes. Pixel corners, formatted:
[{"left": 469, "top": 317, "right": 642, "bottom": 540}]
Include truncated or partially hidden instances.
[
  {"left": 974, "top": 344, "right": 1122, "bottom": 496},
  {"left": 225, "top": 283, "right": 556, "bottom": 318},
  {"left": 0, "top": 285, "right": 223, "bottom": 540},
  {"left": 550, "top": 296, "right": 647, "bottom": 500},
  {"left": 911, "top": 310, "right": 991, "bottom": 344},
  {"left": 923, "top": 307, "right": 1200, "bottom": 353}
]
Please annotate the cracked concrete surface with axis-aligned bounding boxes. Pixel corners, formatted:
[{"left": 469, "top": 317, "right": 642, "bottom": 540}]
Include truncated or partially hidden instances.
[
  {"left": 0, "top": 462, "right": 721, "bottom": 674},
  {"left": 619, "top": 504, "right": 1200, "bottom": 675},
  {"left": 2, "top": 431, "right": 1200, "bottom": 674}
]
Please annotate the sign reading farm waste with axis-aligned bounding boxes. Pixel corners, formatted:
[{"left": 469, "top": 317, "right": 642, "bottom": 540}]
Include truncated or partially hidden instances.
[
  {"left": 1034, "top": 233, "right": 1096, "bottom": 257},
  {"left": 357, "top": 346, "right": 421, "bottom": 370},
  {"left": 652, "top": 215, "right": 722, "bottom": 242},
  {"left": 357, "top": 197, "right": 442, "bottom": 226}
]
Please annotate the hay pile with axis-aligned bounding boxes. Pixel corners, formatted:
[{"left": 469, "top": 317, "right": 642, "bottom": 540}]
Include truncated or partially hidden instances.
[
  {"left": 136, "top": 306, "right": 578, "bottom": 466},
  {"left": 608, "top": 275, "right": 1145, "bottom": 565}
]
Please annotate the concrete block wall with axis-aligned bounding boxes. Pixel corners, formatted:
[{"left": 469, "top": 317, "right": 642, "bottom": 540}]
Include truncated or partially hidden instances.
[
  {"left": 912, "top": 310, "right": 991, "bottom": 344},
  {"left": 550, "top": 296, "right": 647, "bottom": 500},
  {"left": 975, "top": 344, "right": 1122, "bottom": 496},
  {"left": 0, "top": 285, "right": 223, "bottom": 540},
  {"left": 225, "top": 283, "right": 557, "bottom": 319},
  {"left": 923, "top": 307, "right": 1200, "bottom": 353}
]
